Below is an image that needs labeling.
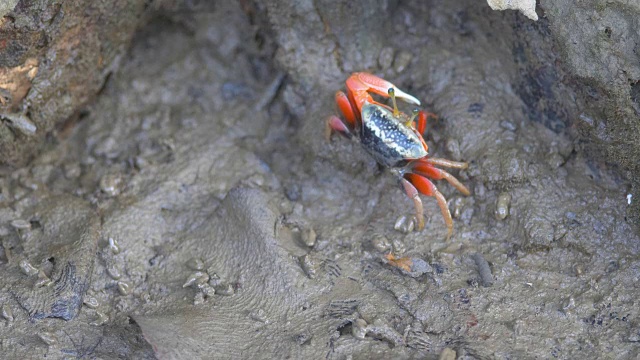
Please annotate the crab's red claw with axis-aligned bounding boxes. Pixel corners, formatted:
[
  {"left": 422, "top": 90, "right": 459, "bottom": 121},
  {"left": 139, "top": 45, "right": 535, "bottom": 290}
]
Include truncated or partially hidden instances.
[
  {"left": 335, "top": 91, "right": 358, "bottom": 128},
  {"left": 405, "top": 173, "right": 453, "bottom": 239}
]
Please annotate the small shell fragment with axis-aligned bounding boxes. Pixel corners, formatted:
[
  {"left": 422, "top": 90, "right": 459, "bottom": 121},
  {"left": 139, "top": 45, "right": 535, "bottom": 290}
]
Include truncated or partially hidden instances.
[
  {"left": 2, "top": 304, "right": 14, "bottom": 322},
  {"left": 117, "top": 281, "right": 131, "bottom": 296},
  {"left": 108, "top": 237, "right": 121, "bottom": 254},
  {"left": 1, "top": 113, "right": 37, "bottom": 136},
  {"left": 299, "top": 254, "right": 317, "bottom": 279},
  {"left": 106, "top": 264, "right": 121, "bottom": 280},
  {"left": 495, "top": 192, "right": 511, "bottom": 220},
  {"left": 301, "top": 227, "right": 317, "bottom": 247},
  {"left": 394, "top": 215, "right": 415, "bottom": 234},
  {"left": 83, "top": 296, "right": 100, "bottom": 309},
  {"left": 35, "top": 271, "right": 53, "bottom": 287},
  {"left": 10, "top": 219, "right": 31, "bottom": 230},
  {"left": 90, "top": 311, "right": 109, "bottom": 326},
  {"left": 19, "top": 259, "right": 39, "bottom": 276},
  {"left": 182, "top": 271, "right": 210, "bottom": 288},
  {"left": 249, "top": 308, "right": 269, "bottom": 323},
  {"left": 38, "top": 332, "right": 57, "bottom": 346}
]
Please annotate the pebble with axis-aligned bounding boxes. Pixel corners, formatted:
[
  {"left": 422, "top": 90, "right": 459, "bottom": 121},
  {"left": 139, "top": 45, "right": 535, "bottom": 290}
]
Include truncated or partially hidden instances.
[
  {"left": 352, "top": 319, "right": 368, "bottom": 340},
  {"left": 183, "top": 271, "right": 210, "bottom": 288},
  {"left": 99, "top": 174, "right": 123, "bottom": 197},
  {"left": 106, "top": 264, "right": 122, "bottom": 280},
  {"left": 371, "top": 235, "right": 391, "bottom": 253},
  {"left": 186, "top": 257, "right": 205, "bottom": 271}
]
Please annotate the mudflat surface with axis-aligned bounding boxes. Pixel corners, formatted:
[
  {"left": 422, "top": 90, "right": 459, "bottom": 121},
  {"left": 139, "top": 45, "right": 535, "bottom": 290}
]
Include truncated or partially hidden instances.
[{"left": 0, "top": 1, "right": 638, "bottom": 359}]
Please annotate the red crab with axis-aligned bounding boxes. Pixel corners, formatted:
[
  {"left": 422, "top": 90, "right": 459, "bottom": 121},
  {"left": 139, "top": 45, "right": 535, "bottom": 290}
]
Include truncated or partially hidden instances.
[{"left": 327, "top": 72, "right": 470, "bottom": 239}]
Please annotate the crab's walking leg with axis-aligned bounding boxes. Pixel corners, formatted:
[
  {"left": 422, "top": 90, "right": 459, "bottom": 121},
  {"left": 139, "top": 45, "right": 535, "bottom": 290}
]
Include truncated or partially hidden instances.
[
  {"left": 326, "top": 116, "right": 352, "bottom": 141},
  {"left": 400, "top": 178, "right": 425, "bottom": 230},
  {"left": 415, "top": 110, "right": 438, "bottom": 135},
  {"left": 412, "top": 161, "right": 471, "bottom": 196},
  {"left": 425, "top": 157, "right": 469, "bottom": 169},
  {"left": 347, "top": 73, "right": 421, "bottom": 112},
  {"left": 405, "top": 173, "right": 453, "bottom": 239},
  {"left": 335, "top": 91, "right": 358, "bottom": 128}
]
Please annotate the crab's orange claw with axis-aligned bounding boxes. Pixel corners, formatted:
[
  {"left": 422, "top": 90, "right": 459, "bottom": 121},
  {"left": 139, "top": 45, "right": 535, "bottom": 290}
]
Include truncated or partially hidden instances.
[
  {"left": 335, "top": 91, "right": 358, "bottom": 128},
  {"left": 400, "top": 178, "right": 424, "bottom": 230},
  {"left": 353, "top": 73, "right": 421, "bottom": 106},
  {"left": 413, "top": 161, "right": 470, "bottom": 196},
  {"left": 326, "top": 115, "right": 352, "bottom": 141},
  {"left": 405, "top": 173, "right": 453, "bottom": 239}
]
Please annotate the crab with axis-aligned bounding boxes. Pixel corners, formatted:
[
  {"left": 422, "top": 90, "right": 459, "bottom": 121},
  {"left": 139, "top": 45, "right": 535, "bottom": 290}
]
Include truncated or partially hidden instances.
[{"left": 326, "top": 72, "right": 470, "bottom": 239}]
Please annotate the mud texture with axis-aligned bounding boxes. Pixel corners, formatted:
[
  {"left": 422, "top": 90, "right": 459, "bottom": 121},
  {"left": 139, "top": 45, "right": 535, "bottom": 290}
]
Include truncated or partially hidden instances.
[
  {"left": 0, "top": 1, "right": 639, "bottom": 360},
  {"left": 0, "top": 0, "right": 168, "bottom": 166}
]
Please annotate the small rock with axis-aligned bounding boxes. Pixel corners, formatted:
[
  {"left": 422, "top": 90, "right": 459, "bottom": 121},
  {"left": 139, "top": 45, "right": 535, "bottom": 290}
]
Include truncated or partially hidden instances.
[
  {"left": 186, "top": 257, "right": 205, "bottom": 271},
  {"left": 445, "top": 138, "right": 461, "bottom": 161},
  {"left": 371, "top": 235, "right": 391, "bottom": 253},
  {"left": 352, "top": 319, "right": 368, "bottom": 340},
  {"left": 249, "top": 308, "right": 269, "bottom": 323},
  {"left": 99, "top": 174, "right": 123, "bottom": 197},
  {"left": 439, "top": 347, "right": 457, "bottom": 360}
]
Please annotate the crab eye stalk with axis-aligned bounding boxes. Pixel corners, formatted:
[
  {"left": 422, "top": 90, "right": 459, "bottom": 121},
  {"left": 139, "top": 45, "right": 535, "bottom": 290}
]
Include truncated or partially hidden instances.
[
  {"left": 406, "top": 108, "right": 420, "bottom": 127},
  {"left": 388, "top": 87, "right": 400, "bottom": 117}
]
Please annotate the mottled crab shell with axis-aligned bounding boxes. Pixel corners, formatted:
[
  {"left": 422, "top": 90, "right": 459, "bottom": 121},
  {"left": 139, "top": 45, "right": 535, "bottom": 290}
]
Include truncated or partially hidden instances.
[{"left": 360, "top": 102, "right": 428, "bottom": 168}]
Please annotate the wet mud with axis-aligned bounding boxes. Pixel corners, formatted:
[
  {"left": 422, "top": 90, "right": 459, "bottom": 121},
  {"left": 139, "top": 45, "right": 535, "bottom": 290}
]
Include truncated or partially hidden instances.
[{"left": 0, "top": 1, "right": 639, "bottom": 359}]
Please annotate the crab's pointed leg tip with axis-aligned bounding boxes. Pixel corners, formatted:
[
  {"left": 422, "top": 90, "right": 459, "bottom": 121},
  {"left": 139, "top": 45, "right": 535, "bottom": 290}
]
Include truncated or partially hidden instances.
[{"left": 393, "top": 87, "right": 421, "bottom": 106}]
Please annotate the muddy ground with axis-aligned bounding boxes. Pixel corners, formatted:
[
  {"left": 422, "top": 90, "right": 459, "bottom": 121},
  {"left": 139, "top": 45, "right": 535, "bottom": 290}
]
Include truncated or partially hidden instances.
[{"left": 0, "top": 1, "right": 639, "bottom": 359}]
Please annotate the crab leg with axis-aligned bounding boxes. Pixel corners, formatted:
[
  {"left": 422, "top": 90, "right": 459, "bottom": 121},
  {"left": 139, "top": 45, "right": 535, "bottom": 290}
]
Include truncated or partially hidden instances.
[
  {"left": 424, "top": 157, "right": 469, "bottom": 169},
  {"left": 412, "top": 161, "right": 471, "bottom": 196},
  {"left": 326, "top": 115, "right": 352, "bottom": 141},
  {"left": 405, "top": 173, "right": 453, "bottom": 239},
  {"left": 346, "top": 72, "right": 421, "bottom": 113},
  {"left": 400, "top": 177, "right": 425, "bottom": 230},
  {"left": 335, "top": 91, "right": 358, "bottom": 128}
]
